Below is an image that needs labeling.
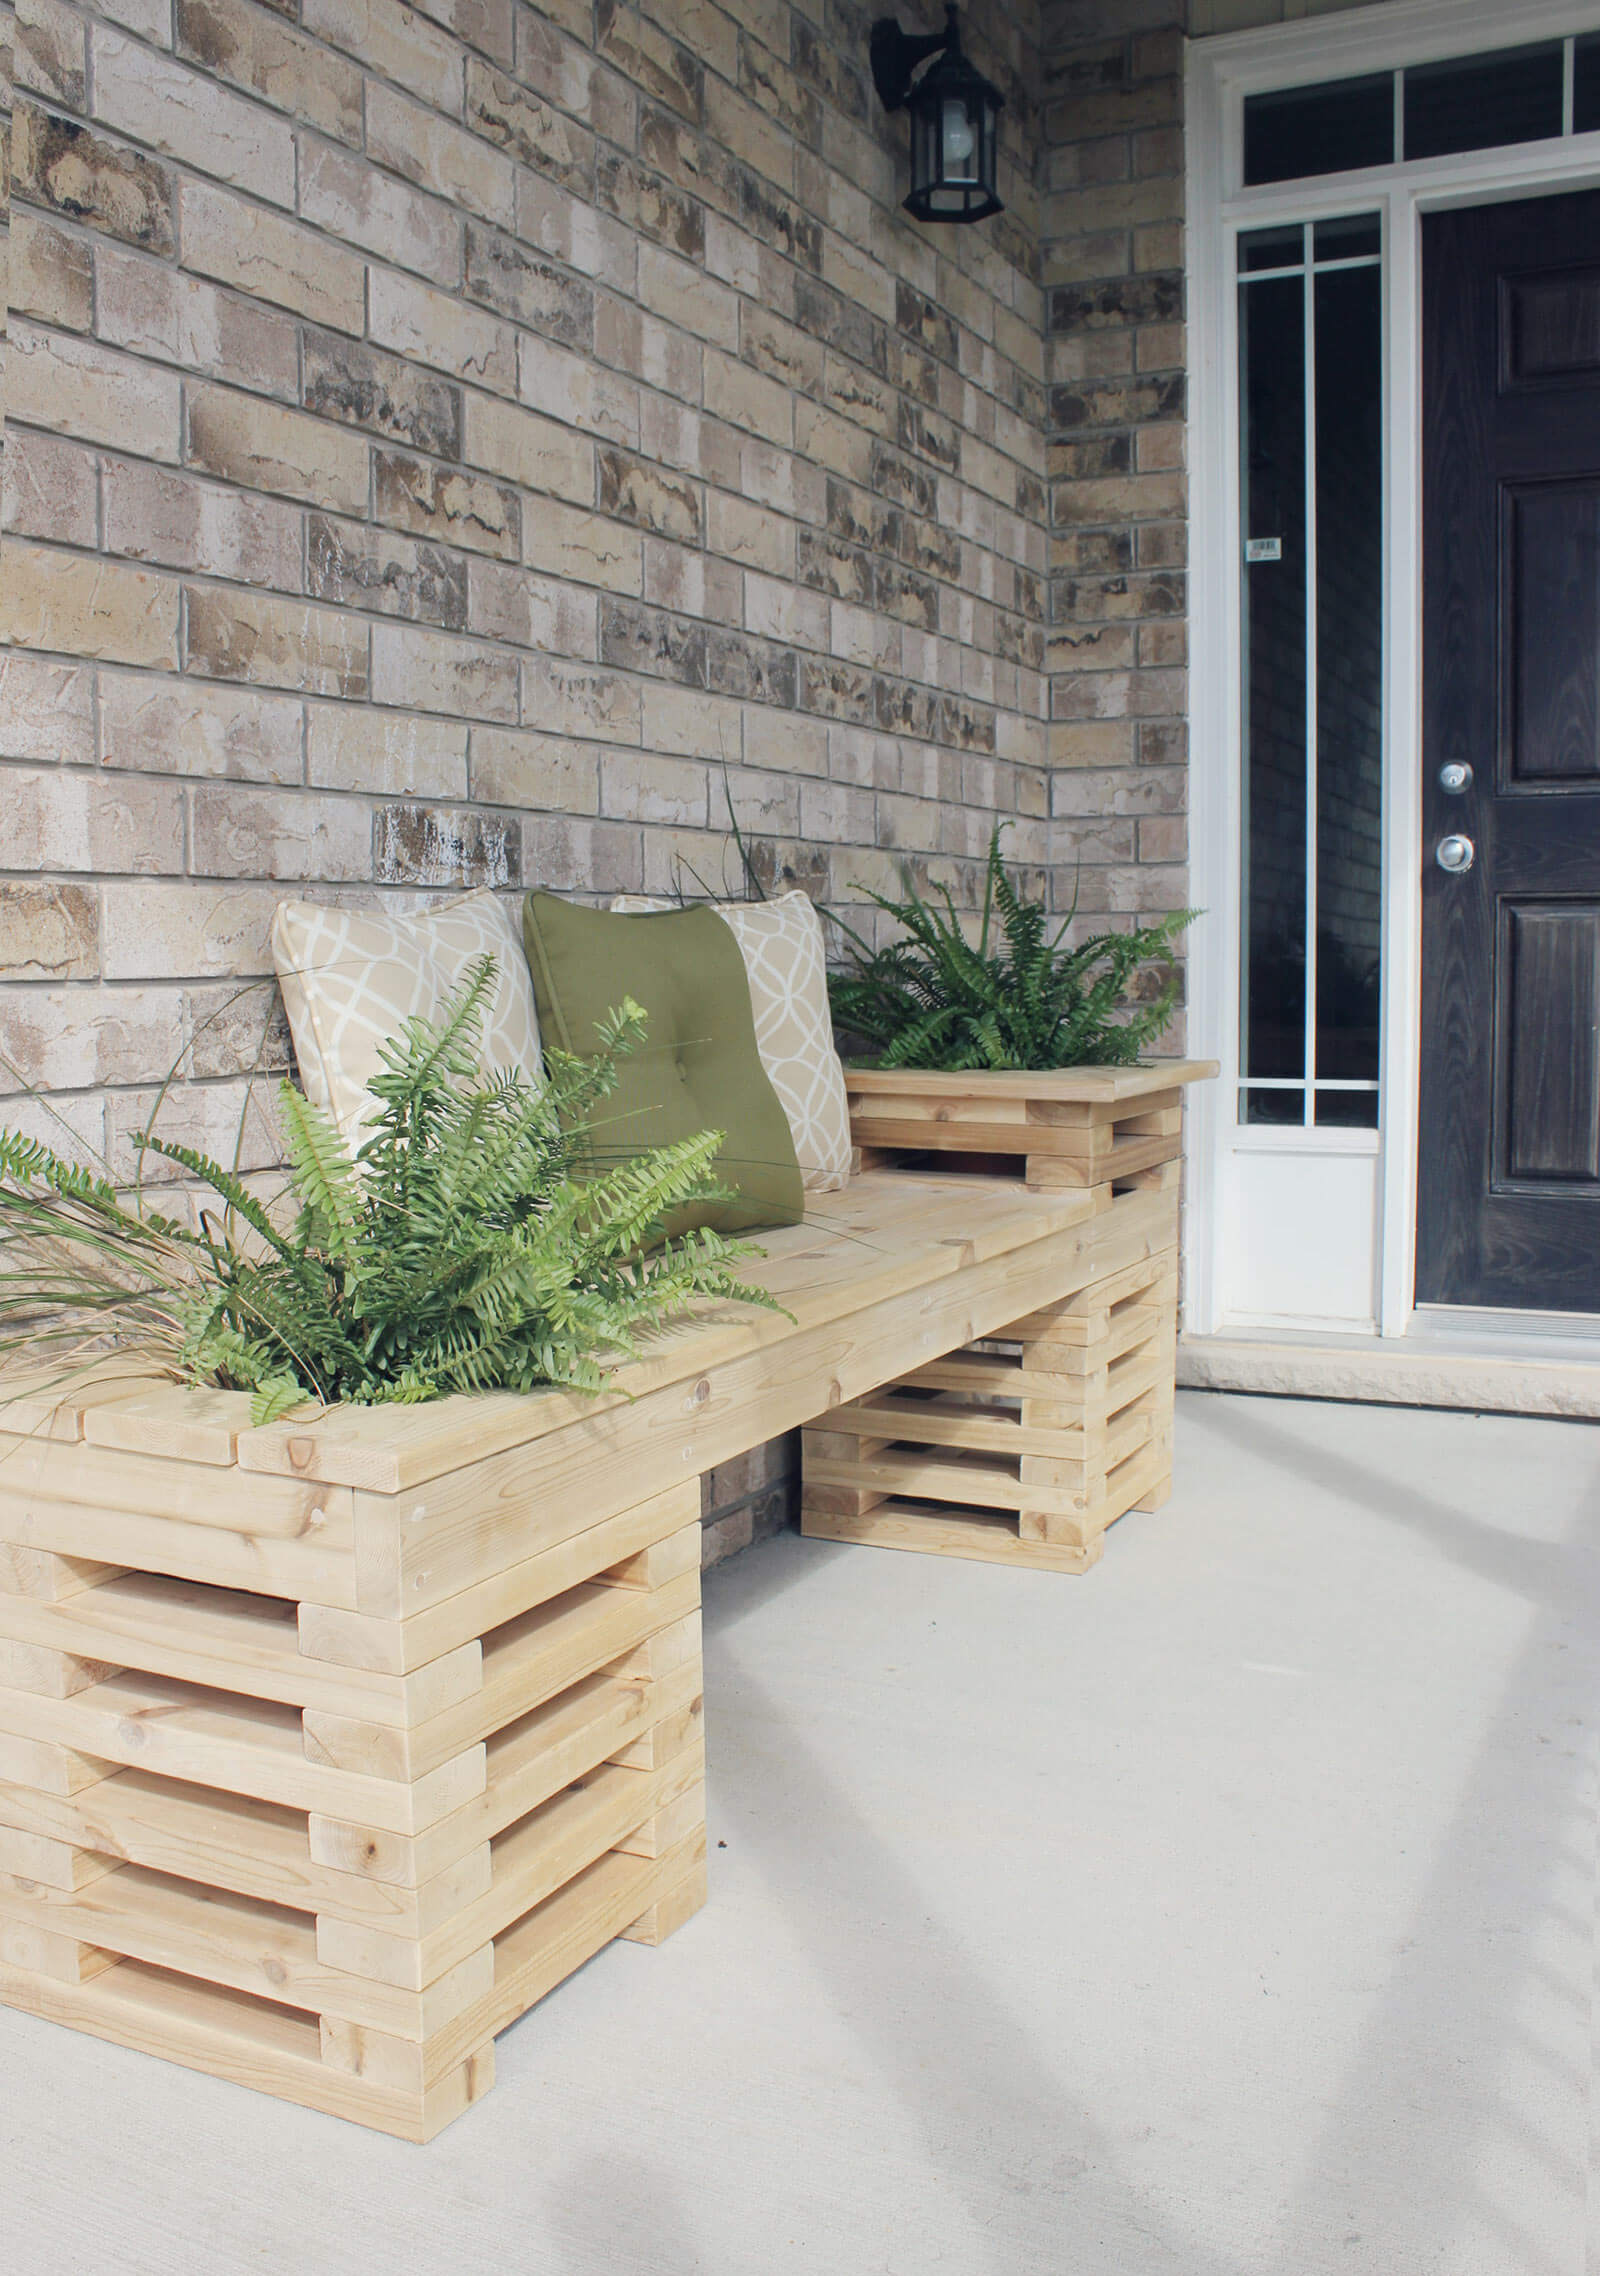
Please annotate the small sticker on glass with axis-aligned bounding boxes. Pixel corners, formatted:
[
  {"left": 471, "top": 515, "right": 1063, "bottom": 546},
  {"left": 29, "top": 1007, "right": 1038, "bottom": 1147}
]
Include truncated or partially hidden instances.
[{"left": 1245, "top": 536, "right": 1283, "bottom": 563}]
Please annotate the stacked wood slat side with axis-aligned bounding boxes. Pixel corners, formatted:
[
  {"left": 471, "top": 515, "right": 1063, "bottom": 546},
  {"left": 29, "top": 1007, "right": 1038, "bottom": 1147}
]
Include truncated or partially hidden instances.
[
  {"left": 844, "top": 1062, "right": 1214, "bottom": 1197},
  {"left": 802, "top": 1182, "right": 1180, "bottom": 1573},
  {"left": 0, "top": 1378, "right": 706, "bottom": 2142}
]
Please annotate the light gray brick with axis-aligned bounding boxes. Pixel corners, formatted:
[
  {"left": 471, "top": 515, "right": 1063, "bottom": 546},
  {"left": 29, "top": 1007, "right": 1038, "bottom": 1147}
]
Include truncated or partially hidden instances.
[{"left": 91, "top": 27, "right": 297, "bottom": 206}]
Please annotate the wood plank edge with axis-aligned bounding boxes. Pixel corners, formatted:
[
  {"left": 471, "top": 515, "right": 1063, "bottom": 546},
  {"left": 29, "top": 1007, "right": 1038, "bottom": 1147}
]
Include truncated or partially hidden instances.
[
  {"left": 0, "top": 1957, "right": 466, "bottom": 2142},
  {"left": 800, "top": 1506, "right": 1104, "bottom": 1574}
]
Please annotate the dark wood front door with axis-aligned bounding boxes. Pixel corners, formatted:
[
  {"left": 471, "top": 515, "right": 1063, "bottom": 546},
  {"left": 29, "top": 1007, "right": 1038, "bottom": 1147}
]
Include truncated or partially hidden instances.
[{"left": 1418, "top": 189, "right": 1600, "bottom": 1314}]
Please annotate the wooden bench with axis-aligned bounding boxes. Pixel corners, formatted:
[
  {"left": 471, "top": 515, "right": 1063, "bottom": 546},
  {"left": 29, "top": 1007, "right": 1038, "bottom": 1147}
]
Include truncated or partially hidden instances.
[{"left": 0, "top": 1164, "right": 1172, "bottom": 2141}]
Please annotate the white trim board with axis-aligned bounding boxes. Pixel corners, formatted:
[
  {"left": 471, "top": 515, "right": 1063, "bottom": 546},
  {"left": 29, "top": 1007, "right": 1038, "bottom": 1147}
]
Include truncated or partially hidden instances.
[{"left": 1183, "top": 0, "right": 1600, "bottom": 1348}]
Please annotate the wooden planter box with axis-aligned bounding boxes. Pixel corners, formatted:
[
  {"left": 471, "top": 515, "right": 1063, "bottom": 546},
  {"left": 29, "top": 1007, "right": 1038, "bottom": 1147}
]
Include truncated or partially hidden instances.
[
  {"left": 801, "top": 1062, "right": 1215, "bottom": 1573},
  {"left": 0, "top": 1374, "right": 707, "bottom": 2143},
  {"left": 843, "top": 1060, "right": 1216, "bottom": 1196}
]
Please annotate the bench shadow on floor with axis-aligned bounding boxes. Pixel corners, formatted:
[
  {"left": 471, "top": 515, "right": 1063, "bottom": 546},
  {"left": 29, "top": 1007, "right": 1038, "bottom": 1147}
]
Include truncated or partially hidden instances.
[{"left": 678, "top": 1393, "right": 1599, "bottom": 2275}]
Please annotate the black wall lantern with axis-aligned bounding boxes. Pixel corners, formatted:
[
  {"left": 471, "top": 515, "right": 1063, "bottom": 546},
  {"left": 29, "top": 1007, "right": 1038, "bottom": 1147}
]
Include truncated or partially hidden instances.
[{"left": 870, "top": 4, "right": 1003, "bottom": 225}]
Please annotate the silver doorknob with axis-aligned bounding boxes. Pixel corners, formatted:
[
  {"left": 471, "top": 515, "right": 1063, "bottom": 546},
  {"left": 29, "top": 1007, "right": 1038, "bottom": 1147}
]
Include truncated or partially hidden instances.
[
  {"left": 1435, "top": 834, "right": 1475, "bottom": 874},
  {"left": 1438, "top": 761, "right": 1473, "bottom": 794}
]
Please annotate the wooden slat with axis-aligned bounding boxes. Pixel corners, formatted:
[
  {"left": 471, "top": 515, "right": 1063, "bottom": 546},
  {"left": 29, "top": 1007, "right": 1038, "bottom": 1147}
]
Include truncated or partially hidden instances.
[
  {"left": 0, "top": 1861, "right": 494, "bottom": 2037},
  {"left": 849, "top": 1093, "right": 1038, "bottom": 1130},
  {"left": 807, "top": 1372, "right": 1164, "bottom": 1515},
  {"left": 615, "top": 1773, "right": 704, "bottom": 1860},
  {"left": 0, "top": 1957, "right": 486, "bottom": 2141},
  {"left": 1019, "top": 1429, "right": 1172, "bottom": 1549},
  {"left": 846, "top": 1113, "right": 1100, "bottom": 1157},
  {"left": 0, "top": 1363, "right": 178, "bottom": 1444},
  {"left": 801, "top": 1498, "right": 1103, "bottom": 1573},
  {"left": 297, "top": 1480, "right": 700, "bottom": 1677},
  {"left": 0, "top": 1436, "right": 349, "bottom": 1542},
  {"left": 301, "top": 1567, "right": 699, "bottom": 1783},
  {"left": 0, "top": 1573, "right": 480, "bottom": 1726},
  {"left": 803, "top": 1443, "right": 1035, "bottom": 1515},
  {"left": 307, "top": 1659, "right": 702, "bottom": 1889},
  {"left": 483, "top": 1830, "right": 703, "bottom": 2050},
  {"left": 0, "top": 1658, "right": 700, "bottom": 1930},
  {"left": 842, "top": 1061, "right": 1216, "bottom": 1104},
  {"left": 0, "top": 1832, "right": 697, "bottom": 2138},
  {"left": 903, "top": 1351, "right": 1059, "bottom": 1399},
  {"left": 314, "top": 1742, "right": 705, "bottom": 1991},
  {"left": 0, "top": 1500, "right": 357, "bottom": 1613},
  {"left": 0, "top": 1544, "right": 123, "bottom": 1603},
  {"left": 805, "top": 1385, "right": 1157, "bottom": 1506},
  {"left": 1009, "top": 1247, "right": 1177, "bottom": 1344},
  {"left": 1010, "top": 1130, "right": 1181, "bottom": 1187},
  {"left": 407, "top": 1833, "right": 703, "bottom": 2095},
  {"left": 235, "top": 1172, "right": 1102, "bottom": 1490},
  {"left": 599, "top": 1520, "right": 702, "bottom": 1592},
  {"left": 610, "top": 1690, "right": 702, "bottom": 1772},
  {"left": 82, "top": 1385, "right": 257, "bottom": 1467},
  {"left": 0, "top": 1673, "right": 484, "bottom": 1837},
  {"left": 0, "top": 1438, "right": 358, "bottom": 1610},
  {"left": 619, "top": 1849, "right": 707, "bottom": 1946},
  {"left": 1022, "top": 1095, "right": 1184, "bottom": 1139},
  {"left": 0, "top": 1764, "right": 489, "bottom": 1933},
  {"left": 818, "top": 1392, "right": 1078, "bottom": 1459},
  {"left": 1019, "top": 1294, "right": 1175, "bottom": 1381}
]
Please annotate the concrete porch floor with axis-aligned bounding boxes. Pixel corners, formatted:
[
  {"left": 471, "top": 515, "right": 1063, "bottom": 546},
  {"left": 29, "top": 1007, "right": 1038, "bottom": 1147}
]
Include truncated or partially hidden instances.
[{"left": 3, "top": 1392, "right": 1597, "bottom": 2276}]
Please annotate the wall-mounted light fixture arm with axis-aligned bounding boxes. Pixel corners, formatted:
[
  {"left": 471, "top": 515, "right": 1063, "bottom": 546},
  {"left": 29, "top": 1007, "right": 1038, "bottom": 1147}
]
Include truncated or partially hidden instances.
[{"left": 869, "top": 6, "right": 959, "bottom": 112}]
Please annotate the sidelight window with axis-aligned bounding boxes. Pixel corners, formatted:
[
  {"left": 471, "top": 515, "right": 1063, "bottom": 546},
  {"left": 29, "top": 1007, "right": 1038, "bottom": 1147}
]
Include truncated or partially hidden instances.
[{"left": 1237, "top": 217, "right": 1384, "bottom": 1130}]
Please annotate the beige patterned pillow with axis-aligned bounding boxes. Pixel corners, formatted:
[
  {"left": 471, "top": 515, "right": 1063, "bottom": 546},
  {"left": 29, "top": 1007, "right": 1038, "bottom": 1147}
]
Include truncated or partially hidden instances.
[
  {"left": 611, "top": 890, "right": 851, "bottom": 1193},
  {"left": 272, "top": 890, "right": 542, "bottom": 1146}
]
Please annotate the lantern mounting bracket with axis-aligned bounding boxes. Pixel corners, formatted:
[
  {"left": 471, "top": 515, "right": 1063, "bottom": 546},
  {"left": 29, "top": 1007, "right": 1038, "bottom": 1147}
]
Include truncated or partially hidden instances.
[{"left": 869, "top": 5, "right": 960, "bottom": 114}]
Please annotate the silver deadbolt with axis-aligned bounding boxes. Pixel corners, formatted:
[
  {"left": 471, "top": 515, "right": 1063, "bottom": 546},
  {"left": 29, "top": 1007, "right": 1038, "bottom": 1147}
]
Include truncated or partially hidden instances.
[
  {"left": 1438, "top": 761, "right": 1473, "bottom": 795},
  {"left": 1435, "top": 834, "right": 1475, "bottom": 874}
]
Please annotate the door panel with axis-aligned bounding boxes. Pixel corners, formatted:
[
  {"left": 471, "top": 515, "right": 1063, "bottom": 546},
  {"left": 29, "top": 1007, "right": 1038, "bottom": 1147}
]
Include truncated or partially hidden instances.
[
  {"left": 1495, "top": 903, "right": 1600, "bottom": 1187},
  {"left": 1504, "top": 482, "right": 1600, "bottom": 786},
  {"left": 1418, "top": 190, "right": 1600, "bottom": 1311},
  {"left": 1502, "top": 266, "right": 1600, "bottom": 386}
]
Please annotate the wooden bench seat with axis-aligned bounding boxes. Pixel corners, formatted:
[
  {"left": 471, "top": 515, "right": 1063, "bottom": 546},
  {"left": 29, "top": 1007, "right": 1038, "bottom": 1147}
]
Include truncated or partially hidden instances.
[{"left": 0, "top": 1168, "right": 1171, "bottom": 2140}]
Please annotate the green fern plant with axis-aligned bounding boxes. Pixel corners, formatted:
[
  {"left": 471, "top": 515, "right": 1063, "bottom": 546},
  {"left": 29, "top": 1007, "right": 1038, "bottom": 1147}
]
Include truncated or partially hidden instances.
[
  {"left": 828, "top": 825, "right": 1195, "bottom": 1072},
  {"left": 0, "top": 960, "right": 780, "bottom": 1425}
]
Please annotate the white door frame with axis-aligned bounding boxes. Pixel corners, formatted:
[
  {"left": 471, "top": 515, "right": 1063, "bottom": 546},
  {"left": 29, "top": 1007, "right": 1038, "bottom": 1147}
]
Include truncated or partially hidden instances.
[{"left": 1184, "top": 0, "right": 1600, "bottom": 1340}]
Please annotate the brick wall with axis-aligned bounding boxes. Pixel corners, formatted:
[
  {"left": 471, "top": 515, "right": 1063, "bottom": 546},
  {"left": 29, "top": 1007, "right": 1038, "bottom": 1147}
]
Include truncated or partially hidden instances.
[
  {"left": 1, "top": 0, "right": 11, "bottom": 514},
  {"left": 0, "top": 0, "right": 1053, "bottom": 1564},
  {"left": 1042, "top": 3, "right": 1187, "bottom": 1034}
]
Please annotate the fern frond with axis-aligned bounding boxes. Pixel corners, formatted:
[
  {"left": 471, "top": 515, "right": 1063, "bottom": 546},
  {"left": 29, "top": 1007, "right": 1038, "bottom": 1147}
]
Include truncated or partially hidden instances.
[
  {"left": 2, "top": 970, "right": 780, "bottom": 1419},
  {"left": 829, "top": 822, "right": 1197, "bottom": 1074}
]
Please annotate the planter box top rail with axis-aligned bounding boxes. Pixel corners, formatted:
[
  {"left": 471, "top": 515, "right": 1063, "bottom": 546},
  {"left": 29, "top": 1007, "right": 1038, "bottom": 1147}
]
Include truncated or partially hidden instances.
[{"left": 842, "top": 1060, "right": 1218, "bottom": 1104}]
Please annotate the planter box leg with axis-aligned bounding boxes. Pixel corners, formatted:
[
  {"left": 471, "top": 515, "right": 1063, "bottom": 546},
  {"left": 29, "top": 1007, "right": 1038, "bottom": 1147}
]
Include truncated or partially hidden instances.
[
  {"left": 0, "top": 1466, "right": 711, "bottom": 2138},
  {"left": 797, "top": 1230, "right": 1181, "bottom": 1573}
]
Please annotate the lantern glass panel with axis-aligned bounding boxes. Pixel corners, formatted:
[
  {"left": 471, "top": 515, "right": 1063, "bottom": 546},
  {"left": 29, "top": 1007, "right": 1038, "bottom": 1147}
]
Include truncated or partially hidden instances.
[
  {"left": 942, "top": 96, "right": 978, "bottom": 181},
  {"left": 912, "top": 102, "right": 935, "bottom": 192}
]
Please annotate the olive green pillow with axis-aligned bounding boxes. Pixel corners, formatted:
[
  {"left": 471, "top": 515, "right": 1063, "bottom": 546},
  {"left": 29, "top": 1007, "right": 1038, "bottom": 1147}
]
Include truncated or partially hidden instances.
[{"left": 521, "top": 893, "right": 804, "bottom": 1236}]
